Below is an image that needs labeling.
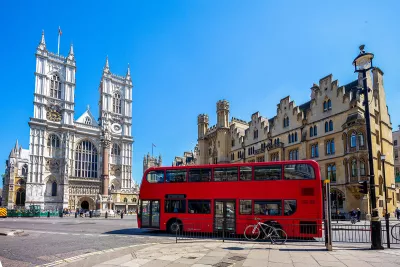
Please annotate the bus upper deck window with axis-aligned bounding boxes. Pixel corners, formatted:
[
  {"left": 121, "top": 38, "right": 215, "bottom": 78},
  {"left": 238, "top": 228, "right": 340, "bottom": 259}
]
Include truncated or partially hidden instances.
[{"left": 147, "top": 170, "right": 165, "bottom": 183}]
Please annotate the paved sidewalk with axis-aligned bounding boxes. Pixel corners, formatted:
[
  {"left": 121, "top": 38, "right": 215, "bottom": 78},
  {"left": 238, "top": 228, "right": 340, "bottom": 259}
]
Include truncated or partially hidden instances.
[{"left": 63, "top": 241, "right": 400, "bottom": 267}]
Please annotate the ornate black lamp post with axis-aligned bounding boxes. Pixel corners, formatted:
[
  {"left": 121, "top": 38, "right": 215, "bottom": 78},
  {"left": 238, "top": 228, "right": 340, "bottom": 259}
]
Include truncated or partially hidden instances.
[{"left": 353, "top": 45, "right": 383, "bottom": 249}]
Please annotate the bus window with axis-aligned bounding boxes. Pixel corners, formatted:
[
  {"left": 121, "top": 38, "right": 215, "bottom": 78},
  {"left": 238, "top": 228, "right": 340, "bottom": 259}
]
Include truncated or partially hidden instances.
[
  {"left": 284, "top": 164, "right": 315, "bottom": 180},
  {"left": 284, "top": 200, "right": 297, "bottom": 216},
  {"left": 166, "top": 170, "right": 187, "bottom": 183},
  {"left": 165, "top": 199, "right": 186, "bottom": 213},
  {"left": 188, "top": 169, "right": 211, "bottom": 182},
  {"left": 254, "top": 165, "right": 281, "bottom": 180},
  {"left": 254, "top": 200, "right": 282, "bottom": 215},
  {"left": 239, "top": 200, "right": 252, "bottom": 215},
  {"left": 147, "top": 170, "right": 165, "bottom": 183},
  {"left": 214, "top": 167, "right": 238, "bottom": 181},
  {"left": 239, "top": 167, "right": 252, "bottom": 181},
  {"left": 188, "top": 200, "right": 211, "bottom": 214}
]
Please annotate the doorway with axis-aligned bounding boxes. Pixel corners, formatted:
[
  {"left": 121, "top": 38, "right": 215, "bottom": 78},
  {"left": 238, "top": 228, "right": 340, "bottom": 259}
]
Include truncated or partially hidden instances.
[
  {"left": 141, "top": 200, "right": 160, "bottom": 228},
  {"left": 214, "top": 200, "right": 236, "bottom": 232},
  {"left": 81, "top": 201, "right": 89, "bottom": 210}
]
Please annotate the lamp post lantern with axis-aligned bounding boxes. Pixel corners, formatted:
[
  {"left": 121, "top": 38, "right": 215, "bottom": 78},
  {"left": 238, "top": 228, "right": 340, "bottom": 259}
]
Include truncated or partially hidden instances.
[
  {"left": 381, "top": 154, "right": 390, "bottom": 248},
  {"left": 353, "top": 45, "right": 383, "bottom": 250}
]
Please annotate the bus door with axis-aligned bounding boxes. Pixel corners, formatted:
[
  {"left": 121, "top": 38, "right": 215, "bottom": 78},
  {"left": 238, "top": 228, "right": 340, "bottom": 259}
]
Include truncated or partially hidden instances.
[
  {"left": 214, "top": 200, "right": 235, "bottom": 232},
  {"left": 141, "top": 200, "right": 160, "bottom": 228}
]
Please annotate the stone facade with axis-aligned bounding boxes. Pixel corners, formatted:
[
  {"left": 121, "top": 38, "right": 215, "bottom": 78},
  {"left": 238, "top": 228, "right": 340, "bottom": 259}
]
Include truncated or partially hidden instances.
[
  {"left": 2, "top": 141, "right": 29, "bottom": 208},
  {"left": 143, "top": 153, "right": 162, "bottom": 174},
  {"left": 393, "top": 126, "right": 400, "bottom": 208},
  {"left": 172, "top": 146, "right": 199, "bottom": 166},
  {"left": 2, "top": 31, "right": 139, "bottom": 212},
  {"left": 196, "top": 58, "right": 396, "bottom": 215}
]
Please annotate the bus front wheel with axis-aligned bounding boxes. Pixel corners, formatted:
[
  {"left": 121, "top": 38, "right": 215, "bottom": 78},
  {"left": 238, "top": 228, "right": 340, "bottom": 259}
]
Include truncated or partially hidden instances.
[{"left": 167, "top": 219, "right": 182, "bottom": 234}]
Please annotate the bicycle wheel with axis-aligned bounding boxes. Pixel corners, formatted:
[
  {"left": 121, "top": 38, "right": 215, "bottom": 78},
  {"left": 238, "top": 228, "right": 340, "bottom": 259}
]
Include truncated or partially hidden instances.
[
  {"left": 244, "top": 225, "right": 261, "bottom": 241},
  {"left": 270, "top": 228, "right": 287, "bottom": 245},
  {"left": 391, "top": 223, "right": 400, "bottom": 242}
]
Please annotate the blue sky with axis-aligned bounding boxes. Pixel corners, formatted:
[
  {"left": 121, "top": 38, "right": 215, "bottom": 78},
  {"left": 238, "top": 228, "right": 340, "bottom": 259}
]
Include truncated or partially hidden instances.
[{"left": 0, "top": 0, "right": 399, "bottom": 187}]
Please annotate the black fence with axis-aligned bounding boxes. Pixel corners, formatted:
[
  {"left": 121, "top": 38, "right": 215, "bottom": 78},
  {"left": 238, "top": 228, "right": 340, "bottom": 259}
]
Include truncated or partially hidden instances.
[{"left": 173, "top": 218, "right": 375, "bottom": 247}]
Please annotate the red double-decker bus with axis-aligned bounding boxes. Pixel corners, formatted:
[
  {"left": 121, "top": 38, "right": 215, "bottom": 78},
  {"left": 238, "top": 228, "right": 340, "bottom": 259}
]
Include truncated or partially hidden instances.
[{"left": 138, "top": 160, "right": 323, "bottom": 238}]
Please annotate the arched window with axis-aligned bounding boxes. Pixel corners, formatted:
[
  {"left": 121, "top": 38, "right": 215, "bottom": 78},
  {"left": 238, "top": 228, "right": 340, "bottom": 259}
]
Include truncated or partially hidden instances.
[
  {"left": 350, "top": 133, "right": 357, "bottom": 148},
  {"left": 124, "top": 197, "right": 128, "bottom": 203},
  {"left": 16, "top": 189, "right": 25, "bottom": 206},
  {"left": 111, "top": 184, "right": 115, "bottom": 190},
  {"left": 329, "top": 120, "right": 333, "bottom": 131},
  {"left": 288, "top": 134, "right": 291, "bottom": 143},
  {"left": 327, "top": 99, "right": 332, "bottom": 110},
  {"left": 310, "top": 127, "right": 313, "bottom": 137},
  {"left": 50, "top": 74, "right": 61, "bottom": 99},
  {"left": 75, "top": 140, "right": 98, "bottom": 178},
  {"left": 112, "top": 143, "right": 121, "bottom": 156},
  {"left": 295, "top": 132, "right": 298, "bottom": 142},
  {"left": 51, "top": 181, "right": 57, "bottom": 196},
  {"left": 133, "top": 198, "right": 137, "bottom": 203},
  {"left": 84, "top": 116, "right": 91, "bottom": 125},
  {"left": 314, "top": 125, "right": 317, "bottom": 136},
  {"left": 113, "top": 92, "right": 122, "bottom": 114},
  {"left": 351, "top": 159, "right": 357, "bottom": 177},
  {"left": 277, "top": 138, "right": 280, "bottom": 144},
  {"left": 358, "top": 133, "right": 365, "bottom": 147},
  {"left": 323, "top": 101, "right": 327, "bottom": 111},
  {"left": 360, "top": 160, "right": 366, "bottom": 176},
  {"left": 327, "top": 164, "right": 336, "bottom": 183},
  {"left": 47, "top": 134, "right": 60, "bottom": 157},
  {"left": 325, "top": 122, "right": 329, "bottom": 132},
  {"left": 22, "top": 164, "right": 28, "bottom": 177}
]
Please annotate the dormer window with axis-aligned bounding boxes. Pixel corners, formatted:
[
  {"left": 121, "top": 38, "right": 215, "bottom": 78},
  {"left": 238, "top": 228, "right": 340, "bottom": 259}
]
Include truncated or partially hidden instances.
[
  {"left": 323, "top": 99, "right": 332, "bottom": 112},
  {"left": 283, "top": 117, "right": 289, "bottom": 128},
  {"left": 84, "top": 116, "right": 91, "bottom": 125},
  {"left": 50, "top": 74, "right": 61, "bottom": 99},
  {"left": 254, "top": 130, "right": 258, "bottom": 139}
]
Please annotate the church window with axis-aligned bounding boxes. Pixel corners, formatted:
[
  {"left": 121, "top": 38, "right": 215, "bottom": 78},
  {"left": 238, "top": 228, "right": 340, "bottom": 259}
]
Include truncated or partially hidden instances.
[
  {"left": 350, "top": 132, "right": 357, "bottom": 148},
  {"left": 84, "top": 116, "right": 91, "bottom": 125},
  {"left": 113, "top": 92, "right": 122, "bottom": 114},
  {"left": 327, "top": 99, "right": 332, "bottom": 110},
  {"left": 51, "top": 181, "right": 57, "bottom": 196},
  {"left": 329, "top": 120, "right": 333, "bottom": 131},
  {"left": 22, "top": 164, "right": 28, "bottom": 176},
  {"left": 112, "top": 143, "right": 121, "bottom": 156},
  {"left": 47, "top": 134, "right": 60, "bottom": 157},
  {"left": 314, "top": 125, "right": 317, "bottom": 136},
  {"left": 50, "top": 74, "right": 61, "bottom": 99},
  {"left": 74, "top": 140, "right": 98, "bottom": 178}
]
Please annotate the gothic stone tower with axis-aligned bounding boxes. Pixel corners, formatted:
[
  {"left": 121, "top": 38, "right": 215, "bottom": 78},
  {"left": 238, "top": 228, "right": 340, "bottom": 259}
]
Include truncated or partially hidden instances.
[{"left": 26, "top": 31, "right": 76, "bottom": 209}]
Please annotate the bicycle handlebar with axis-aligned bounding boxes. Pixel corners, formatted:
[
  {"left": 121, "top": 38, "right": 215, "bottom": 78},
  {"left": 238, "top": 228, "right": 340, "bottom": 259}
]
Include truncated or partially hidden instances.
[{"left": 254, "top": 217, "right": 261, "bottom": 221}]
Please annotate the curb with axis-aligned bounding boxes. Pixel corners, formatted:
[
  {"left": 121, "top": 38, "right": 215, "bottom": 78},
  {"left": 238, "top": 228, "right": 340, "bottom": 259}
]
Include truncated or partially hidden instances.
[{"left": 36, "top": 242, "right": 164, "bottom": 267}]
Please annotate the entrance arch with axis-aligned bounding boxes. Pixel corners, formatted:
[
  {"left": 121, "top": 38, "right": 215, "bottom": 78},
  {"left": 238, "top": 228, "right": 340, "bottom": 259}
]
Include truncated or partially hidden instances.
[{"left": 81, "top": 201, "right": 89, "bottom": 210}]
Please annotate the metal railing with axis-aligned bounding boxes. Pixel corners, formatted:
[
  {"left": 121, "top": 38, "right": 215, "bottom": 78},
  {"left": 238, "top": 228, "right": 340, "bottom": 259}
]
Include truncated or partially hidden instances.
[{"left": 173, "top": 217, "right": 373, "bottom": 246}]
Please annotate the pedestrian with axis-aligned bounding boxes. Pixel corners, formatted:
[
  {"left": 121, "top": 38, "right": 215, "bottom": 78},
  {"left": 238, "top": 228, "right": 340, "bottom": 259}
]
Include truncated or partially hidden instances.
[
  {"left": 396, "top": 207, "right": 400, "bottom": 220},
  {"left": 356, "top": 208, "right": 361, "bottom": 222}
]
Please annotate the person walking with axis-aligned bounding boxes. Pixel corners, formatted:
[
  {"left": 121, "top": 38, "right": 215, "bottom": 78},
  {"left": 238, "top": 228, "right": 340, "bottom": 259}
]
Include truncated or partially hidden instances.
[
  {"left": 396, "top": 207, "right": 400, "bottom": 220},
  {"left": 356, "top": 208, "right": 361, "bottom": 222}
]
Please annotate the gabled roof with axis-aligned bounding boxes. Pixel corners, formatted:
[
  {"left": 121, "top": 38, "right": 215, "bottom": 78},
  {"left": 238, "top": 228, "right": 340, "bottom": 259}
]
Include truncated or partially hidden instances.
[{"left": 76, "top": 106, "right": 98, "bottom": 126}]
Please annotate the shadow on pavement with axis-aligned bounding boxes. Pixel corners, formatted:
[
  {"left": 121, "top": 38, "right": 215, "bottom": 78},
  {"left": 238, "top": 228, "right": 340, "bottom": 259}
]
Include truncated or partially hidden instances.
[{"left": 103, "top": 228, "right": 172, "bottom": 237}]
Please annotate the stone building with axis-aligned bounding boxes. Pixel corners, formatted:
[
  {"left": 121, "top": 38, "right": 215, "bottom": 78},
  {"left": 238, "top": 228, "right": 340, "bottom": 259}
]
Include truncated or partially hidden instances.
[
  {"left": 196, "top": 55, "right": 396, "bottom": 215},
  {"left": 2, "top": 141, "right": 29, "bottom": 208},
  {"left": 172, "top": 146, "right": 199, "bottom": 166},
  {"left": 2, "top": 31, "right": 139, "bottom": 212},
  {"left": 143, "top": 153, "right": 162, "bottom": 173},
  {"left": 393, "top": 126, "right": 400, "bottom": 207}
]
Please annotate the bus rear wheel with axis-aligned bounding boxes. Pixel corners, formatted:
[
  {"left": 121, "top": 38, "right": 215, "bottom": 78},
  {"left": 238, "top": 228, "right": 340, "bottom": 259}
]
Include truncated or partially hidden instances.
[{"left": 167, "top": 219, "right": 182, "bottom": 234}]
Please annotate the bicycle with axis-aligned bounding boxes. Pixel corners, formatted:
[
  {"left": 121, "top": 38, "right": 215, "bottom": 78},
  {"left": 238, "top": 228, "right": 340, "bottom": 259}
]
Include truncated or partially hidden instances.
[
  {"left": 350, "top": 216, "right": 357, "bottom": 224},
  {"left": 244, "top": 217, "right": 287, "bottom": 244}
]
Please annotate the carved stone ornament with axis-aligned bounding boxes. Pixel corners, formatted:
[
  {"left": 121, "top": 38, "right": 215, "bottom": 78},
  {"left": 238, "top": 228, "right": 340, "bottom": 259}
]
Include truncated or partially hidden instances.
[
  {"left": 110, "top": 164, "right": 122, "bottom": 176},
  {"left": 101, "top": 127, "right": 112, "bottom": 148},
  {"left": 45, "top": 159, "right": 60, "bottom": 172},
  {"left": 46, "top": 104, "right": 62, "bottom": 122}
]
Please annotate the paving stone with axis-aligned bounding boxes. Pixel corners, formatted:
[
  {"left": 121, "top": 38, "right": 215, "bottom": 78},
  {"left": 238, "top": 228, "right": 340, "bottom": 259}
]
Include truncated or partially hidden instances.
[
  {"left": 339, "top": 260, "right": 374, "bottom": 267},
  {"left": 196, "top": 256, "right": 224, "bottom": 265},
  {"left": 267, "top": 262, "right": 294, "bottom": 267},
  {"left": 120, "top": 258, "right": 151, "bottom": 267},
  {"left": 207, "top": 251, "right": 229, "bottom": 257},
  {"left": 140, "top": 259, "right": 171, "bottom": 267},
  {"left": 101, "top": 254, "right": 133, "bottom": 265},
  {"left": 246, "top": 250, "right": 269, "bottom": 260},
  {"left": 316, "top": 261, "right": 347, "bottom": 267},
  {"left": 242, "top": 258, "right": 268, "bottom": 267}
]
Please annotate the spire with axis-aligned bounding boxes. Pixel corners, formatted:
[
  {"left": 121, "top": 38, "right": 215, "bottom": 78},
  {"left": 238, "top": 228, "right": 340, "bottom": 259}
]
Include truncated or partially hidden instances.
[
  {"left": 87, "top": 104, "right": 90, "bottom": 111},
  {"left": 67, "top": 43, "right": 75, "bottom": 61},
  {"left": 126, "top": 63, "right": 131, "bottom": 80},
  {"left": 14, "top": 139, "right": 19, "bottom": 151},
  {"left": 104, "top": 56, "right": 110, "bottom": 73},
  {"left": 37, "top": 30, "right": 47, "bottom": 51}
]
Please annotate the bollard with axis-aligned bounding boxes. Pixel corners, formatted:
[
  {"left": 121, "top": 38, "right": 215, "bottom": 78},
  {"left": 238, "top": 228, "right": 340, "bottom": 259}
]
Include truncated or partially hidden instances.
[
  {"left": 75, "top": 212, "right": 77, "bottom": 218},
  {"left": 89, "top": 211, "right": 92, "bottom": 218},
  {"left": 121, "top": 212, "right": 124, "bottom": 219},
  {"left": 105, "top": 211, "right": 108, "bottom": 219},
  {"left": 47, "top": 211, "right": 50, "bottom": 218}
]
